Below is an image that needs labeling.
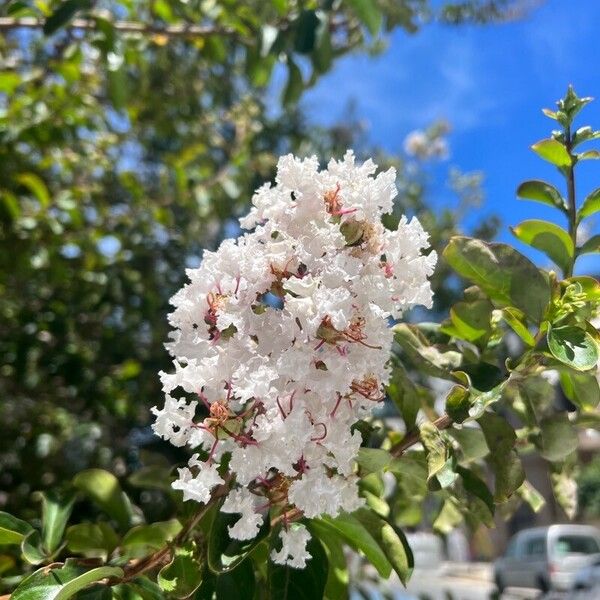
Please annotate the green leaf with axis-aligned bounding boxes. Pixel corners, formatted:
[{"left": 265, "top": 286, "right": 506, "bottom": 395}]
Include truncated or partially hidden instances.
[
  {"left": 517, "top": 481, "right": 546, "bottom": 513},
  {"left": 443, "top": 236, "right": 550, "bottom": 323},
  {"left": 442, "top": 299, "right": 493, "bottom": 343},
  {"left": 65, "top": 522, "right": 119, "bottom": 559},
  {"left": 433, "top": 499, "right": 463, "bottom": 535},
  {"left": 547, "top": 324, "right": 599, "bottom": 371},
  {"left": 355, "top": 509, "right": 413, "bottom": 585},
  {"left": 511, "top": 219, "right": 574, "bottom": 274},
  {"left": 282, "top": 58, "right": 303, "bottom": 107},
  {"left": 386, "top": 365, "right": 421, "bottom": 430},
  {"left": 72, "top": 469, "right": 132, "bottom": 531},
  {"left": 531, "top": 138, "right": 572, "bottom": 167},
  {"left": 560, "top": 370, "right": 600, "bottom": 411},
  {"left": 38, "top": 491, "right": 76, "bottom": 555},
  {"left": 579, "top": 234, "right": 600, "bottom": 255},
  {"left": 268, "top": 530, "right": 328, "bottom": 600},
  {"left": 157, "top": 542, "right": 203, "bottom": 598},
  {"left": 578, "top": 149, "right": 600, "bottom": 161},
  {"left": 21, "top": 529, "right": 47, "bottom": 565},
  {"left": 346, "top": 0, "right": 382, "bottom": 35},
  {"left": 122, "top": 520, "right": 182, "bottom": 557},
  {"left": 578, "top": 186, "right": 600, "bottom": 221},
  {"left": 294, "top": 10, "right": 320, "bottom": 54},
  {"left": 317, "top": 512, "right": 391, "bottom": 578},
  {"left": 214, "top": 558, "right": 255, "bottom": 600},
  {"left": 419, "top": 422, "right": 456, "bottom": 488},
  {"left": 538, "top": 414, "right": 578, "bottom": 462},
  {"left": 43, "top": 0, "right": 93, "bottom": 35},
  {"left": 393, "top": 323, "right": 462, "bottom": 379},
  {"left": 456, "top": 466, "right": 495, "bottom": 521},
  {"left": 15, "top": 173, "right": 51, "bottom": 208},
  {"left": 208, "top": 506, "right": 269, "bottom": 573},
  {"left": 0, "top": 511, "right": 33, "bottom": 545},
  {"left": 478, "top": 412, "right": 525, "bottom": 503},
  {"left": 501, "top": 307, "right": 536, "bottom": 346},
  {"left": 307, "top": 522, "right": 348, "bottom": 600},
  {"left": 448, "top": 427, "right": 489, "bottom": 463},
  {"left": 356, "top": 448, "right": 391, "bottom": 474},
  {"left": 573, "top": 126, "right": 600, "bottom": 147},
  {"left": 551, "top": 463, "right": 578, "bottom": 519},
  {"left": 516, "top": 180, "right": 566, "bottom": 211},
  {"left": 445, "top": 385, "right": 470, "bottom": 424},
  {"left": 11, "top": 560, "right": 123, "bottom": 600},
  {"left": 565, "top": 276, "right": 600, "bottom": 302},
  {"left": 312, "top": 15, "right": 333, "bottom": 74},
  {"left": 128, "top": 466, "right": 174, "bottom": 493}
]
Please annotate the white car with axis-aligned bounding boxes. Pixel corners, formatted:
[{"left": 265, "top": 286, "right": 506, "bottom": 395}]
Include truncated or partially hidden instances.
[
  {"left": 572, "top": 554, "right": 600, "bottom": 590},
  {"left": 494, "top": 524, "right": 600, "bottom": 593}
]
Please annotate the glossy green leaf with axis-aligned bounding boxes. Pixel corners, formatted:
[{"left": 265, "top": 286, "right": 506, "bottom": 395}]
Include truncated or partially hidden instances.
[
  {"left": 308, "top": 522, "right": 348, "bottom": 600},
  {"left": 442, "top": 299, "right": 493, "bottom": 342},
  {"left": 565, "top": 276, "right": 600, "bottom": 302},
  {"left": 356, "top": 448, "right": 391, "bottom": 474},
  {"left": 448, "top": 427, "right": 489, "bottom": 463},
  {"left": 578, "top": 149, "right": 600, "bottom": 160},
  {"left": 578, "top": 234, "right": 600, "bottom": 255},
  {"left": 214, "top": 558, "right": 255, "bottom": 600},
  {"left": 478, "top": 412, "right": 525, "bottom": 502},
  {"left": 551, "top": 463, "right": 578, "bottom": 519},
  {"left": 433, "top": 499, "right": 463, "bottom": 534},
  {"left": 511, "top": 219, "right": 574, "bottom": 273},
  {"left": 38, "top": 491, "right": 76, "bottom": 555},
  {"left": 386, "top": 364, "right": 421, "bottom": 430},
  {"left": 346, "top": 0, "right": 382, "bottom": 35},
  {"left": 268, "top": 531, "right": 328, "bottom": 600},
  {"left": 0, "top": 511, "right": 33, "bottom": 545},
  {"left": 127, "top": 466, "right": 174, "bottom": 493},
  {"left": 501, "top": 307, "right": 536, "bottom": 346},
  {"left": 208, "top": 507, "right": 269, "bottom": 574},
  {"left": 531, "top": 138, "right": 572, "bottom": 167},
  {"left": 65, "top": 522, "right": 119, "bottom": 559},
  {"left": 122, "top": 520, "right": 182, "bottom": 556},
  {"left": 457, "top": 466, "right": 495, "bottom": 517},
  {"left": 11, "top": 560, "right": 123, "bottom": 600},
  {"left": 443, "top": 236, "right": 550, "bottom": 322},
  {"left": 539, "top": 414, "right": 578, "bottom": 462},
  {"left": 516, "top": 179, "right": 566, "bottom": 211},
  {"left": 43, "top": 0, "right": 93, "bottom": 35},
  {"left": 21, "top": 529, "right": 47, "bottom": 565},
  {"left": 317, "top": 512, "right": 391, "bottom": 578},
  {"left": 72, "top": 469, "right": 132, "bottom": 531},
  {"left": 445, "top": 385, "right": 470, "bottom": 424},
  {"left": 517, "top": 481, "right": 546, "bottom": 513},
  {"left": 157, "top": 542, "right": 203, "bottom": 598},
  {"left": 578, "top": 186, "right": 600, "bottom": 221},
  {"left": 393, "top": 323, "right": 462, "bottom": 379},
  {"left": 354, "top": 509, "right": 413, "bottom": 586},
  {"left": 560, "top": 369, "right": 600, "bottom": 411},
  {"left": 547, "top": 324, "right": 599, "bottom": 371},
  {"left": 573, "top": 126, "right": 600, "bottom": 146}
]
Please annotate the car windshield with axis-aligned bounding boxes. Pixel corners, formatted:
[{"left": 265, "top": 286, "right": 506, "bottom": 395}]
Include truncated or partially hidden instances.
[{"left": 553, "top": 535, "right": 600, "bottom": 556}]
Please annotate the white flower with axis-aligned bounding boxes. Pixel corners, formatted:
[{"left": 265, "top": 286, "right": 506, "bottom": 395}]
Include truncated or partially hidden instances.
[
  {"left": 152, "top": 150, "right": 436, "bottom": 567},
  {"left": 271, "top": 524, "right": 312, "bottom": 569},
  {"left": 221, "top": 488, "right": 265, "bottom": 540},
  {"left": 171, "top": 459, "right": 224, "bottom": 504}
]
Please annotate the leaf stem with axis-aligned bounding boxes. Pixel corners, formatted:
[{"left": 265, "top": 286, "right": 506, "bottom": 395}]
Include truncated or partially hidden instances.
[{"left": 565, "top": 125, "right": 577, "bottom": 278}]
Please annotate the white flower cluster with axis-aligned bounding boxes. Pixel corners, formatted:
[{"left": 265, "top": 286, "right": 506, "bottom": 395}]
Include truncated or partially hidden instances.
[{"left": 152, "top": 151, "right": 436, "bottom": 568}]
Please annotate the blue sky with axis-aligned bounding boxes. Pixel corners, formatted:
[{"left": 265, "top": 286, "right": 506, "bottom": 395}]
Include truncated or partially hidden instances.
[{"left": 299, "top": 0, "right": 600, "bottom": 274}]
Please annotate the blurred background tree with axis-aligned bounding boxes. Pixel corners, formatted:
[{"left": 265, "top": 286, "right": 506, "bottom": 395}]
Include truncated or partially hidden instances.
[{"left": 0, "top": 0, "right": 528, "bottom": 517}]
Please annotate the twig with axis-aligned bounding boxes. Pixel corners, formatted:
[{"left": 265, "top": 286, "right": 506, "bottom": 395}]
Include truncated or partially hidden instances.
[{"left": 390, "top": 414, "right": 453, "bottom": 458}]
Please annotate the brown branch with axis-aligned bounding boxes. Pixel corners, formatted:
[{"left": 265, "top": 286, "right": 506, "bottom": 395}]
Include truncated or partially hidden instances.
[
  {"left": 117, "top": 476, "right": 232, "bottom": 583},
  {"left": 0, "top": 16, "right": 236, "bottom": 39},
  {"left": 390, "top": 414, "right": 453, "bottom": 458}
]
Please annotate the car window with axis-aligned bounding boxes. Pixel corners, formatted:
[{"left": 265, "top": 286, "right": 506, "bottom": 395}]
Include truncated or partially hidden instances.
[
  {"left": 524, "top": 536, "right": 546, "bottom": 557},
  {"left": 505, "top": 537, "right": 519, "bottom": 558},
  {"left": 553, "top": 535, "right": 600, "bottom": 556}
]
